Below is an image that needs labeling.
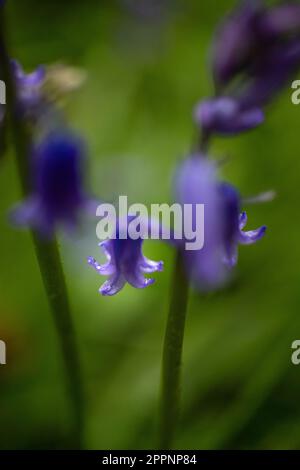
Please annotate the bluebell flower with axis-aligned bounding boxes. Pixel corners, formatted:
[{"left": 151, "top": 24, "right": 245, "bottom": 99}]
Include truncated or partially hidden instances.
[
  {"left": 176, "top": 154, "right": 226, "bottom": 290},
  {"left": 238, "top": 39, "right": 300, "bottom": 109},
  {"left": 196, "top": 38, "right": 300, "bottom": 135},
  {"left": 212, "top": 1, "right": 300, "bottom": 99},
  {"left": 176, "top": 155, "right": 266, "bottom": 290},
  {"left": 11, "top": 130, "right": 93, "bottom": 237},
  {"left": 88, "top": 218, "right": 163, "bottom": 296},
  {"left": 205, "top": 2, "right": 300, "bottom": 136},
  {"left": 212, "top": 0, "right": 261, "bottom": 88},
  {"left": 11, "top": 60, "right": 46, "bottom": 118},
  {"left": 194, "top": 97, "right": 264, "bottom": 136}
]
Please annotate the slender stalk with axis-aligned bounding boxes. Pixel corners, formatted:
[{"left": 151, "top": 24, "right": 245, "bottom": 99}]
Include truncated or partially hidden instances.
[
  {"left": 31, "top": 235, "right": 84, "bottom": 449},
  {"left": 159, "top": 97, "right": 209, "bottom": 450},
  {"left": 159, "top": 249, "right": 189, "bottom": 449},
  {"left": 0, "top": 9, "right": 84, "bottom": 448}
]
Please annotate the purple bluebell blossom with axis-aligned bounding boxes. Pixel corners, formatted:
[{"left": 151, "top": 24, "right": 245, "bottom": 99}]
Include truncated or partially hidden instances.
[
  {"left": 11, "top": 60, "right": 46, "bottom": 118},
  {"left": 212, "top": 0, "right": 261, "bottom": 88},
  {"left": 238, "top": 39, "right": 300, "bottom": 109},
  {"left": 11, "top": 130, "right": 92, "bottom": 237},
  {"left": 194, "top": 97, "right": 264, "bottom": 136},
  {"left": 176, "top": 155, "right": 226, "bottom": 290},
  {"left": 88, "top": 217, "right": 163, "bottom": 296},
  {"left": 176, "top": 155, "right": 266, "bottom": 290},
  {"left": 212, "top": 1, "right": 300, "bottom": 89},
  {"left": 206, "top": 1, "right": 300, "bottom": 136}
]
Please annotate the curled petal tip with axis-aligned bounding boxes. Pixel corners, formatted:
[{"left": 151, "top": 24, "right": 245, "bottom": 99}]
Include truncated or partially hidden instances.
[
  {"left": 260, "top": 225, "right": 267, "bottom": 237},
  {"left": 239, "top": 211, "right": 248, "bottom": 229},
  {"left": 223, "top": 255, "right": 237, "bottom": 269},
  {"left": 99, "top": 286, "right": 122, "bottom": 297},
  {"left": 157, "top": 261, "right": 164, "bottom": 271},
  {"left": 255, "top": 225, "right": 267, "bottom": 238},
  {"left": 99, "top": 285, "right": 112, "bottom": 296},
  {"left": 144, "top": 278, "right": 155, "bottom": 287},
  {"left": 99, "top": 275, "right": 126, "bottom": 296},
  {"left": 87, "top": 256, "right": 96, "bottom": 266},
  {"left": 239, "top": 224, "right": 267, "bottom": 245},
  {"left": 140, "top": 257, "right": 164, "bottom": 274}
]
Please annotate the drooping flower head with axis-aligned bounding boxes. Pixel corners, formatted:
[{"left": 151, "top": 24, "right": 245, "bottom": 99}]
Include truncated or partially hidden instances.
[
  {"left": 212, "top": 0, "right": 261, "bottom": 89},
  {"left": 88, "top": 216, "right": 163, "bottom": 296},
  {"left": 11, "top": 130, "right": 92, "bottom": 236},
  {"left": 204, "top": 1, "right": 300, "bottom": 137},
  {"left": 238, "top": 39, "right": 300, "bottom": 109},
  {"left": 194, "top": 96, "right": 264, "bottom": 137},
  {"left": 176, "top": 155, "right": 266, "bottom": 291},
  {"left": 176, "top": 154, "right": 226, "bottom": 290},
  {"left": 212, "top": 1, "right": 300, "bottom": 91}
]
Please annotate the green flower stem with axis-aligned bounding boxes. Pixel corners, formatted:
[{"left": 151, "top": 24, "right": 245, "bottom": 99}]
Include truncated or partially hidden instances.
[
  {"left": 0, "top": 9, "right": 84, "bottom": 448},
  {"left": 159, "top": 249, "right": 190, "bottom": 449},
  {"left": 31, "top": 235, "right": 84, "bottom": 449}
]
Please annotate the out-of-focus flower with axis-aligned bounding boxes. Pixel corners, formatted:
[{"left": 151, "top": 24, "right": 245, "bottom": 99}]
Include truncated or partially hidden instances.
[
  {"left": 206, "top": 1, "right": 300, "bottom": 136},
  {"left": 238, "top": 39, "right": 300, "bottom": 109},
  {"left": 11, "top": 130, "right": 93, "bottom": 237},
  {"left": 11, "top": 60, "right": 46, "bottom": 118},
  {"left": 194, "top": 97, "right": 264, "bottom": 136},
  {"left": 176, "top": 155, "right": 227, "bottom": 290},
  {"left": 88, "top": 217, "right": 163, "bottom": 296},
  {"left": 212, "top": 0, "right": 261, "bottom": 88},
  {"left": 212, "top": 1, "right": 300, "bottom": 97},
  {"left": 175, "top": 155, "right": 266, "bottom": 290}
]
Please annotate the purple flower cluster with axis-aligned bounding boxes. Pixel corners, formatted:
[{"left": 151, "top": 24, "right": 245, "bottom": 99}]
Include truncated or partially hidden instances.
[{"left": 196, "top": 0, "right": 300, "bottom": 136}]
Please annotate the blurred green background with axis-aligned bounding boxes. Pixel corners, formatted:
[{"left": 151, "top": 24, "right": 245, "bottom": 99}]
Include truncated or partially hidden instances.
[{"left": 1, "top": 0, "right": 300, "bottom": 450}]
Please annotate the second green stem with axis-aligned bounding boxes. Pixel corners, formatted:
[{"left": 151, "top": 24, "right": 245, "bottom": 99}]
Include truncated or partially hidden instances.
[{"left": 159, "top": 249, "right": 189, "bottom": 449}]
